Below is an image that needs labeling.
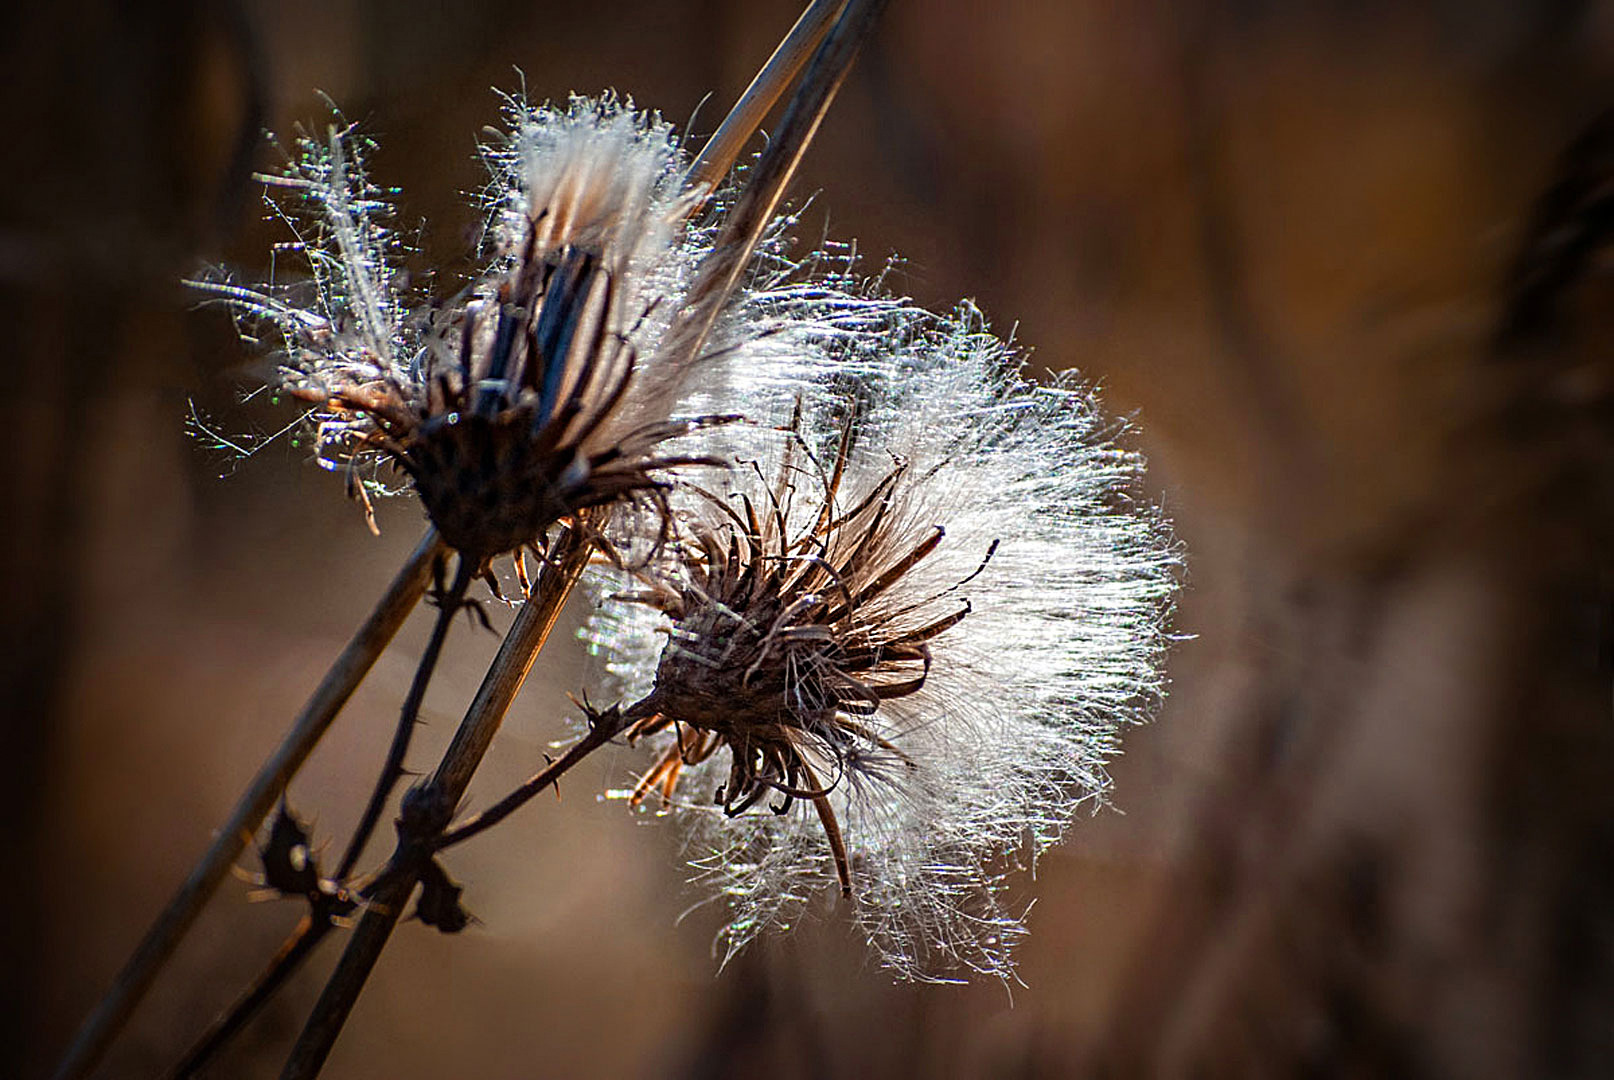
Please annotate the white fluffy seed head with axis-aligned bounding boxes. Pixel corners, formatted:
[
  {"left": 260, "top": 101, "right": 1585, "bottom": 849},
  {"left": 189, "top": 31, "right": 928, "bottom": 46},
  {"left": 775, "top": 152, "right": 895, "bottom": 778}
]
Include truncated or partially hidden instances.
[
  {"left": 198, "top": 96, "right": 843, "bottom": 556},
  {"left": 584, "top": 290, "right": 1181, "bottom": 983},
  {"left": 476, "top": 96, "right": 708, "bottom": 457}
]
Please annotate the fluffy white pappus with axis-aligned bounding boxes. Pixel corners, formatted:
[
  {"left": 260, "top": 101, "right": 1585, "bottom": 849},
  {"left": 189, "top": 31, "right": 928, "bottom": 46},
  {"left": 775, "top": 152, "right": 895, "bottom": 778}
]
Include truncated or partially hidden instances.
[
  {"left": 197, "top": 94, "right": 868, "bottom": 556},
  {"left": 488, "top": 94, "right": 695, "bottom": 268},
  {"left": 576, "top": 233, "right": 924, "bottom": 568},
  {"left": 193, "top": 118, "right": 420, "bottom": 473},
  {"left": 583, "top": 299, "right": 1180, "bottom": 982},
  {"left": 476, "top": 96, "right": 705, "bottom": 455}
]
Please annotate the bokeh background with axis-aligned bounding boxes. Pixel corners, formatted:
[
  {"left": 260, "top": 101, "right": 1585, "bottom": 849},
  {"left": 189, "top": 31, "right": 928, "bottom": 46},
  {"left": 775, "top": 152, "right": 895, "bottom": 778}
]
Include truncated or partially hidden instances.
[{"left": 8, "top": 1, "right": 1614, "bottom": 1076}]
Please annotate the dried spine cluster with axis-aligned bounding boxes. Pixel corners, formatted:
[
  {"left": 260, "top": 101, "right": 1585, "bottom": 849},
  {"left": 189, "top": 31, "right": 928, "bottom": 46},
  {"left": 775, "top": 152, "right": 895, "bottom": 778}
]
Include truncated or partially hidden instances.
[{"left": 617, "top": 421, "right": 973, "bottom": 900}]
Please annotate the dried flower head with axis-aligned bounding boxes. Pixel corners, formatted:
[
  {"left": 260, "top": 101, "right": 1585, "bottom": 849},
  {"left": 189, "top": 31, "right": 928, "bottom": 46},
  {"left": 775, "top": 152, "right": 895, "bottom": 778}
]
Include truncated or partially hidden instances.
[
  {"left": 616, "top": 416, "right": 971, "bottom": 901},
  {"left": 204, "top": 98, "right": 758, "bottom": 562},
  {"left": 586, "top": 302, "right": 1180, "bottom": 982}
]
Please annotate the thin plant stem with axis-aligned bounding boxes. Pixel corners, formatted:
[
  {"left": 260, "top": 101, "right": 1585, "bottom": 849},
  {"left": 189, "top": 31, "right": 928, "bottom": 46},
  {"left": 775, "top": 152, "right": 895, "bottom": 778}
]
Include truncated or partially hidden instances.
[
  {"left": 166, "top": 551, "right": 473, "bottom": 1079},
  {"left": 167, "top": 910, "right": 340, "bottom": 1080},
  {"left": 664, "top": 0, "right": 891, "bottom": 373},
  {"left": 279, "top": 528, "right": 593, "bottom": 1080},
  {"left": 336, "top": 554, "right": 476, "bottom": 880},
  {"left": 683, "top": 0, "right": 846, "bottom": 194},
  {"left": 432, "top": 709, "right": 629, "bottom": 850},
  {"left": 52, "top": 528, "right": 447, "bottom": 1080}
]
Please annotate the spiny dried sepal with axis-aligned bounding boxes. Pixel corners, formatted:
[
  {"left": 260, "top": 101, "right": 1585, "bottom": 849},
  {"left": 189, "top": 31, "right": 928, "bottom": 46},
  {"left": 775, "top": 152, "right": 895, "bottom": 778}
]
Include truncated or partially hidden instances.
[
  {"left": 251, "top": 800, "right": 348, "bottom": 911},
  {"left": 346, "top": 234, "right": 728, "bottom": 559},
  {"left": 258, "top": 800, "right": 321, "bottom": 898},
  {"left": 586, "top": 301, "right": 1180, "bottom": 982},
  {"left": 413, "top": 859, "right": 475, "bottom": 934}
]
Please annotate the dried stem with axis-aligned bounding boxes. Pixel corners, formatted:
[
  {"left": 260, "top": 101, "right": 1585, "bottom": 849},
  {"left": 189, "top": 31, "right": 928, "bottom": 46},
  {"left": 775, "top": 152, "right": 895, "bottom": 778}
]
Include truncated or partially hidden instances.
[
  {"left": 166, "top": 550, "right": 472, "bottom": 1078},
  {"left": 279, "top": 527, "right": 593, "bottom": 1080},
  {"left": 432, "top": 709, "right": 629, "bottom": 850},
  {"left": 684, "top": 0, "right": 846, "bottom": 194},
  {"left": 52, "top": 528, "right": 447, "bottom": 1080},
  {"left": 336, "top": 554, "right": 476, "bottom": 880},
  {"left": 167, "top": 910, "right": 338, "bottom": 1080},
  {"left": 664, "top": 0, "right": 890, "bottom": 371}
]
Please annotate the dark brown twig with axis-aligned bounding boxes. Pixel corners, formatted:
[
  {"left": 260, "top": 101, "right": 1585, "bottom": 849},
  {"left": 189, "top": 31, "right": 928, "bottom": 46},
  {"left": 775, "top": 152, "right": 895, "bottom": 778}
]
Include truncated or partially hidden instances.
[
  {"left": 279, "top": 528, "right": 593, "bottom": 1080},
  {"left": 167, "top": 552, "right": 474, "bottom": 1078},
  {"left": 167, "top": 908, "right": 340, "bottom": 1080},
  {"left": 336, "top": 554, "right": 477, "bottom": 880},
  {"left": 432, "top": 707, "right": 629, "bottom": 850},
  {"left": 52, "top": 528, "right": 447, "bottom": 1080}
]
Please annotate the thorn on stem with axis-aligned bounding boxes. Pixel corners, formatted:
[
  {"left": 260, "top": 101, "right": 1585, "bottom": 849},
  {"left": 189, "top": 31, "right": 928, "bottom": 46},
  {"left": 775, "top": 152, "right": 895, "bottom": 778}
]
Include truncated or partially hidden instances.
[{"left": 414, "top": 859, "right": 474, "bottom": 934}]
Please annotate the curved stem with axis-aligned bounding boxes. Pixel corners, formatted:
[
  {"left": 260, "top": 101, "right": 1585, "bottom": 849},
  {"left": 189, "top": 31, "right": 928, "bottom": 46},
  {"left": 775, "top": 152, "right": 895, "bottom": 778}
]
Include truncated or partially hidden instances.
[{"left": 52, "top": 528, "right": 446, "bottom": 1080}]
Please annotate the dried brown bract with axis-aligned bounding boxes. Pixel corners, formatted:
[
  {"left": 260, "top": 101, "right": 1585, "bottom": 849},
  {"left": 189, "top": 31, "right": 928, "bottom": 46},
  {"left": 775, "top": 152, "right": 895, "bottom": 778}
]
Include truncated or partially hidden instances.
[
  {"left": 619, "top": 423, "right": 983, "bottom": 897},
  {"left": 309, "top": 242, "right": 722, "bottom": 561}
]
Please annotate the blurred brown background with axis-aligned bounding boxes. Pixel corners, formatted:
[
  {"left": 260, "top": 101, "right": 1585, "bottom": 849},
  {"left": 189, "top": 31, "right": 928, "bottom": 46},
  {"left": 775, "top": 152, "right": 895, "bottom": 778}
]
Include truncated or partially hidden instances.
[{"left": 7, "top": 1, "right": 1614, "bottom": 1076}]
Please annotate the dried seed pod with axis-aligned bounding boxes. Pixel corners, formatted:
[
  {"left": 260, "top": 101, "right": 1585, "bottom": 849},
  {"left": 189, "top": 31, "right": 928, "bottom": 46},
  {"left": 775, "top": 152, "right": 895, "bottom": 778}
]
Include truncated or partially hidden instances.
[
  {"left": 200, "top": 0, "right": 891, "bottom": 568},
  {"left": 619, "top": 425, "right": 967, "bottom": 900},
  {"left": 206, "top": 101, "right": 736, "bottom": 562},
  {"left": 587, "top": 302, "right": 1181, "bottom": 982}
]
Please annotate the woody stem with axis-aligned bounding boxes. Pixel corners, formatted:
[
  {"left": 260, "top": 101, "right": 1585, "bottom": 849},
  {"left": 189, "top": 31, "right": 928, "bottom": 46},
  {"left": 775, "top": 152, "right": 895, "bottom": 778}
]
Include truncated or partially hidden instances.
[
  {"left": 336, "top": 553, "right": 477, "bottom": 880},
  {"left": 432, "top": 710, "right": 629, "bottom": 850},
  {"left": 279, "top": 527, "right": 592, "bottom": 1080},
  {"left": 51, "top": 528, "right": 447, "bottom": 1080}
]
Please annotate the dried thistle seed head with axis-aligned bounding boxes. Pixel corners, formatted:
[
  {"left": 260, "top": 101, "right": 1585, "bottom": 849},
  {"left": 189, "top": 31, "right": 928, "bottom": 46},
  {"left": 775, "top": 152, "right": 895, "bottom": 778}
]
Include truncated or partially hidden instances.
[
  {"left": 585, "top": 300, "right": 1180, "bottom": 983},
  {"left": 619, "top": 433, "right": 966, "bottom": 899},
  {"left": 201, "top": 99, "right": 754, "bottom": 561}
]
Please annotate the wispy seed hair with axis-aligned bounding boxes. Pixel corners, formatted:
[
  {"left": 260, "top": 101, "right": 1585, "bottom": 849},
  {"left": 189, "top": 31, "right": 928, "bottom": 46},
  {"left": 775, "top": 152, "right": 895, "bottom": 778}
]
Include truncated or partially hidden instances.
[
  {"left": 198, "top": 96, "right": 845, "bottom": 559},
  {"left": 586, "top": 296, "right": 1180, "bottom": 982}
]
